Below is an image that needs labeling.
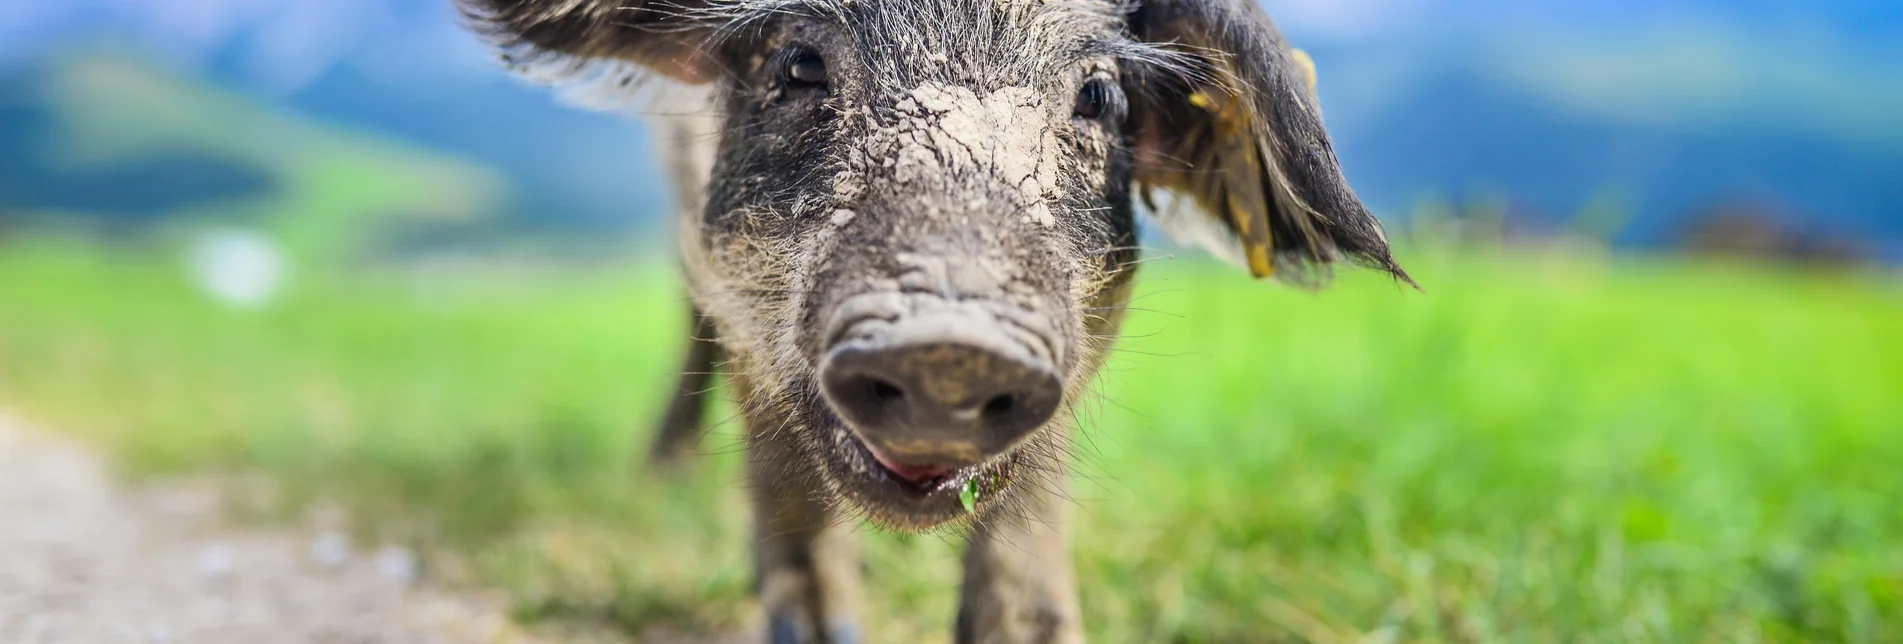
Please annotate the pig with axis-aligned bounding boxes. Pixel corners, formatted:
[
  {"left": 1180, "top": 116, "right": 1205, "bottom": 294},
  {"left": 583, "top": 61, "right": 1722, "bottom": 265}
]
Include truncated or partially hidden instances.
[{"left": 459, "top": 0, "right": 1410, "bottom": 640}]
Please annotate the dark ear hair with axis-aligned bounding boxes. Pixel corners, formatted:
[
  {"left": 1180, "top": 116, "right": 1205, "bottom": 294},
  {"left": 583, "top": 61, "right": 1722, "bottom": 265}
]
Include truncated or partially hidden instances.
[
  {"left": 459, "top": 0, "right": 720, "bottom": 84},
  {"left": 1127, "top": 0, "right": 1412, "bottom": 286}
]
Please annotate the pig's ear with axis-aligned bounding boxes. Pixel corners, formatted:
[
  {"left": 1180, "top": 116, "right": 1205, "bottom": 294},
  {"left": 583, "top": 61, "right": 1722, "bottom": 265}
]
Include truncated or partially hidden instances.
[
  {"left": 459, "top": 0, "right": 721, "bottom": 85},
  {"left": 1126, "top": 0, "right": 1411, "bottom": 286}
]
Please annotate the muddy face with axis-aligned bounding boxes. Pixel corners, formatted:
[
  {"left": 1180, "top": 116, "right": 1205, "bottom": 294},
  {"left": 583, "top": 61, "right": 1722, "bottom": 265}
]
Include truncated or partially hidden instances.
[{"left": 686, "top": 0, "right": 1140, "bottom": 530}]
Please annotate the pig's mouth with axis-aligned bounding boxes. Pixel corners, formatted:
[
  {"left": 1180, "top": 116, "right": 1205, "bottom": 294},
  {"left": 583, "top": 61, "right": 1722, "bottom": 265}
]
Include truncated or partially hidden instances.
[
  {"left": 810, "top": 403, "right": 1018, "bottom": 530},
  {"left": 835, "top": 422, "right": 990, "bottom": 510},
  {"left": 844, "top": 429, "right": 973, "bottom": 495}
]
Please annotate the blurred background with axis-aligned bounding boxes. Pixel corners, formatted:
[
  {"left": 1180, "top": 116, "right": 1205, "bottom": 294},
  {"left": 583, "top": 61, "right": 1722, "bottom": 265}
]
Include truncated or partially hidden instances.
[{"left": 0, "top": 0, "right": 1898, "bottom": 642}]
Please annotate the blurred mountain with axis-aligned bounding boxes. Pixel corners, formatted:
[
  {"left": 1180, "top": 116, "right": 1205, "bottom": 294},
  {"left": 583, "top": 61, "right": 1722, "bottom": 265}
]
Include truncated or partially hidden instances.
[
  {"left": 1332, "top": 70, "right": 1903, "bottom": 251},
  {"left": 0, "top": 70, "right": 274, "bottom": 224},
  {"left": 269, "top": 61, "right": 675, "bottom": 233},
  {"left": 2, "top": 0, "right": 674, "bottom": 237},
  {"left": 0, "top": 52, "right": 504, "bottom": 259}
]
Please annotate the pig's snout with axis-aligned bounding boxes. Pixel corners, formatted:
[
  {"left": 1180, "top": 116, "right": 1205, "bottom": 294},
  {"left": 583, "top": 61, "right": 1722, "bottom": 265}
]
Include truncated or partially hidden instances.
[{"left": 819, "top": 308, "right": 1063, "bottom": 469}]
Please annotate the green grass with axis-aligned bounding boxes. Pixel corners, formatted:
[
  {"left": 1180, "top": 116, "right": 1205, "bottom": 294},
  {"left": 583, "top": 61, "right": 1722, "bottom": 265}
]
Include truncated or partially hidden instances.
[{"left": 0, "top": 237, "right": 1899, "bottom": 642}]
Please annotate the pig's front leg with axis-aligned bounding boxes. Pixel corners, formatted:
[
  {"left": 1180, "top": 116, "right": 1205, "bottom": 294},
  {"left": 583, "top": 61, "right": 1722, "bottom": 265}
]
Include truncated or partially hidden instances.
[
  {"left": 750, "top": 431, "right": 864, "bottom": 644},
  {"left": 956, "top": 473, "right": 1084, "bottom": 644}
]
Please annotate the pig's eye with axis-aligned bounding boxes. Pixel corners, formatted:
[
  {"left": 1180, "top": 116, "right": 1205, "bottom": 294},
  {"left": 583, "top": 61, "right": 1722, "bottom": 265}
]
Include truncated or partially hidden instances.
[
  {"left": 1073, "top": 77, "right": 1126, "bottom": 123},
  {"left": 775, "top": 47, "right": 828, "bottom": 89}
]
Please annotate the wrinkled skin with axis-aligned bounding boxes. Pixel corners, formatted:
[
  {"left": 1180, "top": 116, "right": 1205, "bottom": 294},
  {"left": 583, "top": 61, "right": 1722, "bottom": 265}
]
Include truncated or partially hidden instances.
[{"left": 461, "top": 0, "right": 1407, "bottom": 640}]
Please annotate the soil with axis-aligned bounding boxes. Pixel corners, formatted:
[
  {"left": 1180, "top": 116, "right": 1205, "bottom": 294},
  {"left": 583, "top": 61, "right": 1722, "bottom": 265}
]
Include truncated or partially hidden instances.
[{"left": 0, "top": 412, "right": 543, "bottom": 644}]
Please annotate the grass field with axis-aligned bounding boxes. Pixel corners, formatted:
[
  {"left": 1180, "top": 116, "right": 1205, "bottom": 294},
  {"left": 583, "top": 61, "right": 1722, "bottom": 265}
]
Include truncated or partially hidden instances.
[{"left": 1, "top": 236, "right": 1899, "bottom": 642}]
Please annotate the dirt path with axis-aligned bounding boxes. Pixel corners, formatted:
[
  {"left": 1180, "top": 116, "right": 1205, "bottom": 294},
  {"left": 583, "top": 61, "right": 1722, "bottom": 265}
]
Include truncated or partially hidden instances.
[{"left": 0, "top": 413, "right": 540, "bottom": 644}]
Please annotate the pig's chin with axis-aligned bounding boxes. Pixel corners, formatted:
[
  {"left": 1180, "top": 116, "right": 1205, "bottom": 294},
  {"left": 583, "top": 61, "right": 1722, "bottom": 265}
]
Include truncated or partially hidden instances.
[{"left": 806, "top": 403, "right": 1023, "bottom": 532}]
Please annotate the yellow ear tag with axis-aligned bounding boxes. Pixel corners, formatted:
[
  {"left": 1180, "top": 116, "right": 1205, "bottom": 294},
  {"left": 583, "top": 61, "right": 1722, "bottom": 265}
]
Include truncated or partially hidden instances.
[
  {"left": 1246, "top": 245, "right": 1275, "bottom": 278},
  {"left": 1185, "top": 89, "right": 1277, "bottom": 279}
]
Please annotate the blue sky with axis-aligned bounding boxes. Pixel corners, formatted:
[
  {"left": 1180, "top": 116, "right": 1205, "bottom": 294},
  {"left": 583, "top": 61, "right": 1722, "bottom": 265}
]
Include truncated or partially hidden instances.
[{"left": 6, "top": 1, "right": 1898, "bottom": 94}]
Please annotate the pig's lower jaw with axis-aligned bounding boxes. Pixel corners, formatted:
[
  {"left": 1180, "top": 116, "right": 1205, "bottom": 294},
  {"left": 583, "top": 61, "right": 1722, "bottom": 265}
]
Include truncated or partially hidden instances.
[
  {"left": 817, "top": 418, "right": 1011, "bottom": 532},
  {"left": 845, "top": 429, "right": 973, "bottom": 495}
]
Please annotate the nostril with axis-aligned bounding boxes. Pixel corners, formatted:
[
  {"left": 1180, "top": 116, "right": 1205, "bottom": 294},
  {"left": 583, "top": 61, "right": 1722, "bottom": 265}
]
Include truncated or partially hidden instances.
[
  {"left": 981, "top": 393, "right": 1016, "bottom": 419},
  {"left": 822, "top": 364, "right": 914, "bottom": 431},
  {"left": 868, "top": 378, "right": 905, "bottom": 403}
]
